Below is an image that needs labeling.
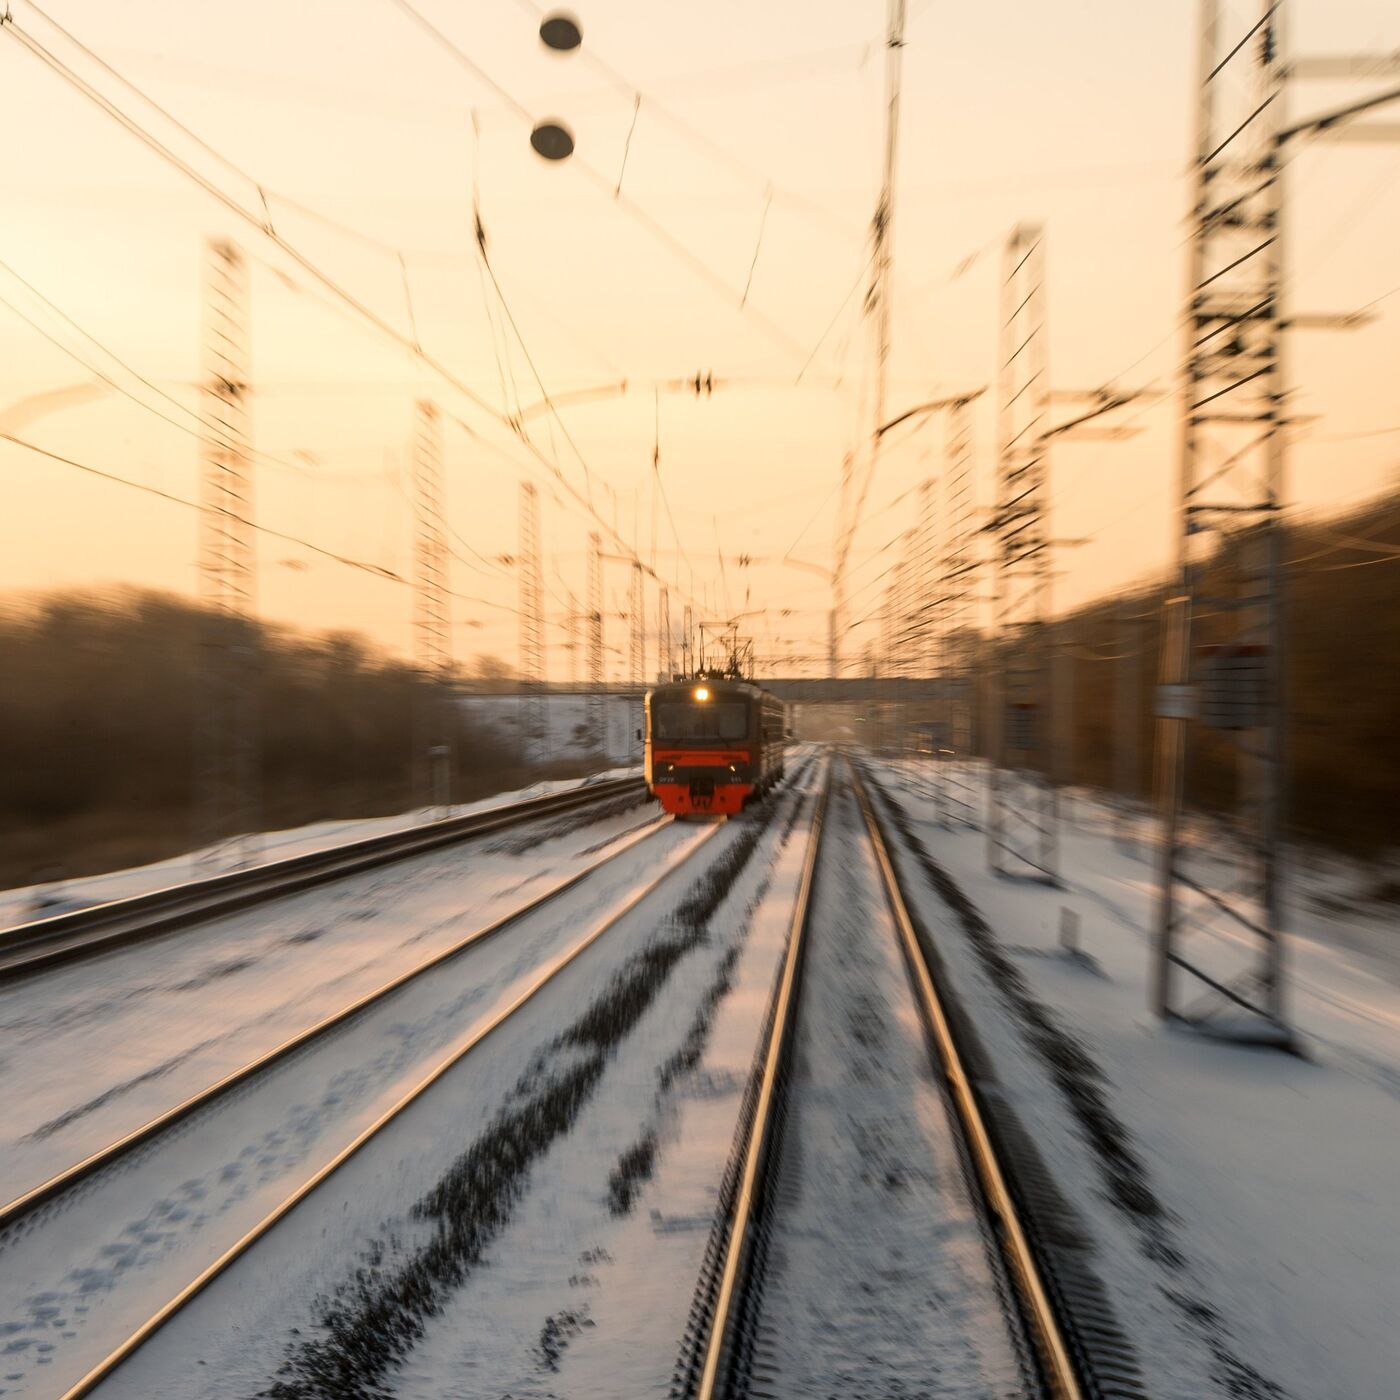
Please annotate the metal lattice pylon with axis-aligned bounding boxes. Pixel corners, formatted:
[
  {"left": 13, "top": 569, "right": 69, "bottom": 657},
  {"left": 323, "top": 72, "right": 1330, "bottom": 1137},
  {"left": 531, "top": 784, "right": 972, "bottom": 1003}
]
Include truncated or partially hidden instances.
[
  {"left": 944, "top": 396, "right": 978, "bottom": 750},
  {"left": 628, "top": 561, "right": 644, "bottom": 687},
  {"left": 194, "top": 238, "right": 260, "bottom": 868},
  {"left": 587, "top": 532, "right": 604, "bottom": 750},
  {"left": 878, "top": 566, "right": 898, "bottom": 752},
  {"left": 935, "top": 396, "right": 980, "bottom": 826},
  {"left": 987, "top": 224, "right": 1058, "bottom": 883},
  {"left": 914, "top": 477, "right": 938, "bottom": 680},
  {"left": 894, "top": 528, "right": 919, "bottom": 748},
  {"left": 659, "top": 584, "right": 672, "bottom": 680},
  {"left": 565, "top": 587, "right": 581, "bottom": 687},
  {"left": 1115, "top": 602, "right": 1145, "bottom": 853},
  {"left": 412, "top": 400, "right": 451, "bottom": 815},
  {"left": 517, "top": 481, "right": 546, "bottom": 761},
  {"left": 1153, "top": 0, "right": 1288, "bottom": 1033}
]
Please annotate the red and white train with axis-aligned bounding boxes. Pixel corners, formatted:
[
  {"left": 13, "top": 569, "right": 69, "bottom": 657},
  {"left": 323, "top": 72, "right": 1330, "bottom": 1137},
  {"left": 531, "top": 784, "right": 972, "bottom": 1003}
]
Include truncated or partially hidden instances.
[{"left": 643, "top": 676, "right": 787, "bottom": 817}]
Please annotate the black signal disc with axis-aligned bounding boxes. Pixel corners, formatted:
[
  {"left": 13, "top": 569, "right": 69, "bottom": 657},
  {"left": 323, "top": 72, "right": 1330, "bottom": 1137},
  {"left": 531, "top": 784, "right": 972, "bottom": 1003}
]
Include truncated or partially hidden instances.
[
  {"left": 530, "top": 121, "right": 575, "bottom": 161},
  {"left": 539, "top": 13, "right": 582, "bottom": 50}
]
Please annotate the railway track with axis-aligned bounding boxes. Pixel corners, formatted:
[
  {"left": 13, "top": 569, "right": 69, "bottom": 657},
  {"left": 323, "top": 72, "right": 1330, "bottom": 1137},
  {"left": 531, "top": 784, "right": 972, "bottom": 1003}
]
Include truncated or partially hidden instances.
[
  {"left": 17, "top": 807, "right": 742, "bottom": 1400},
  {"left": 3, "top": 752, "right": 1141, "bottom": 1399},
  {"left": 678, "top": 756, "right": 1090, "bottom": 1400},
  {"left": 0, "top": 775, "right": 646, "bottom": 981},
  {"left": 0, "top": 809, "right": 676, "bottom": 1235}
]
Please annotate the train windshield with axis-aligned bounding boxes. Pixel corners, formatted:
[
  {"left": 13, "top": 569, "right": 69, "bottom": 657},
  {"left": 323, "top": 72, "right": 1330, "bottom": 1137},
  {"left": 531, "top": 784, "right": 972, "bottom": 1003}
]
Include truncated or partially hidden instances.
[{"left": 653, "top": 701, "right": 749, "bottom": 742}]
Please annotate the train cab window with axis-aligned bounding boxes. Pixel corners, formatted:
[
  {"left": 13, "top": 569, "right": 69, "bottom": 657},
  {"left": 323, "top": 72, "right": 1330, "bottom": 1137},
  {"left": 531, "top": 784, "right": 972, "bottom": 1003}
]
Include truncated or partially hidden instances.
[{"left": 654, "top": 701, "right": 749, "bottom": 741}]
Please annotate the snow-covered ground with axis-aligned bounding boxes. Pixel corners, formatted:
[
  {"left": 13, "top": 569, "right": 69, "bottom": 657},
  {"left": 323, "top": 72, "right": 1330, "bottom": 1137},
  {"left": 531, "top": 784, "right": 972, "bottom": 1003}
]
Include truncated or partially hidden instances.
[
  {"left": 93, "top": 759, "right": 822, "bottom": 1400},
  {"left": 11, "top": 745, "right": 1387, "bottom": 1400},
  {"left": 0, "top": 788, "right": 657, "bottom": 1206},
  {"left": 0, "top": 799, "right": 693, "bottom": 1399},
  {"left": 377, "top": 768, "right": 820, "bottom": 1400},
  {"left": 874, "top": 758, "right": 1400, "bottom": 1400},
  {"left": 0, "top": 769, "right": 640, "bottom": 929}
]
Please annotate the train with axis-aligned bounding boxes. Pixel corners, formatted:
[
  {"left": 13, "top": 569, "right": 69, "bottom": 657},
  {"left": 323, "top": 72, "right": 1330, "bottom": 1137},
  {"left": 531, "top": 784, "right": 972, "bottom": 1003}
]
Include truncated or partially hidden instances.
[{"left": 643, "top": 675, "right": 788, "bottom": 817}]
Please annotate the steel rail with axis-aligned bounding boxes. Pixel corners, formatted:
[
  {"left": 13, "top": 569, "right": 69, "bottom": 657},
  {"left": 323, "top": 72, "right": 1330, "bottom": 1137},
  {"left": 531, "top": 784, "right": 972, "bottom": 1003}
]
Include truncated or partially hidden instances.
[
  {"left": 0, "top": 812, "right": 672, "bottom": 1234},
  {"left": 0, "top": 776, "right": 646, "bottom": 980},
  {"left": 55, "top": 816, "right": 729, "bottom": 1400},
  {"left": 851, "top": 762, "right": 1084, "bottom": 1400},
  {"left": 694, "top": 759, "right": 830, "bottom": 1400}
]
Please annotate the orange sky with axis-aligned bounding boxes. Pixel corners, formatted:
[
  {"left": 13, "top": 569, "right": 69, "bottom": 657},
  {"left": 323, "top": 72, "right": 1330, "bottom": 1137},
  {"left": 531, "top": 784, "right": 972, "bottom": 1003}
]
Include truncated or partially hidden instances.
[{"left": 3, "top": 0, "right": 1399, "bottom": 678}]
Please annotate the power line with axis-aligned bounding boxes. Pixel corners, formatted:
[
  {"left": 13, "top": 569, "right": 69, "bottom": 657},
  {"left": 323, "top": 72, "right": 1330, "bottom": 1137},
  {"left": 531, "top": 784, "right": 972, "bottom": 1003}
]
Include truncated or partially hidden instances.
[
  {"left": 0, "top": 294, "right": 338, "bottom": 488},
  {"left": 1311, "top": 552, "right": 1400, "bottom": 571},
  {"left": 1305, "top": 523, "right": 1400, "bottom": 559},
  {"left": 380, "top": 0, "right": 811, "bottom": 361},
  {"left": 5, "top": 428, "right": 562, "bottom": 621},
  {"left": 1, "top": 13, "right": 711, "bottom": 618},
  {"left": 0, "top": 291, "right": 215, "bottom": 442},
  {"left": 794, "top": 249, "right": 877, "bottom": 386},
  {"left": 21, "top": 1, "right": 279, "bottom": 198},
  {"left": 740, "top": 185, "right": 774, "bottom": 307},
  {"left": 0, "top": 17, "right": 507, "bottom": 423},
  {"left": 0, "top": 258, "right": 319, "bottom": 480},
  {"left": 383, "top": 466, "right": 505, "bottom": 579},
  {"left": 3, "top": 431, "right": 410, "bottom": 583},
  {"left": 477, "top": 230, "right": 599, "bottom": 505},
  {"left": 512, "top": 0, "right": 862, "bottom": 241}
]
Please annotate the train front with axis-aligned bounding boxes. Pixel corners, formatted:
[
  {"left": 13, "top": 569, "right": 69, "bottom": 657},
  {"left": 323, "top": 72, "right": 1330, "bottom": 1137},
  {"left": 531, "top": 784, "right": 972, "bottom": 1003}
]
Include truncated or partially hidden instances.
[{"left": 644, "top": 679, "right": 758, "bottom": 817}]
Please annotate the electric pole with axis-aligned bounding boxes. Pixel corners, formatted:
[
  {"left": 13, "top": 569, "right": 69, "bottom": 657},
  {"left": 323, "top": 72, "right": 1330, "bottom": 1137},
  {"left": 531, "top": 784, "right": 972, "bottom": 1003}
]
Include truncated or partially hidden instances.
[
  {"left": 1115, "top": 603, "right": 1143, "bottom": 854},
  {"left": 830, "top": 0, "right": 906, "bottom": 677},
  {"left": 518, "top": 481, "right": 545, "bottom": 763},
  {"left": 659, "top": 583, "right": 672, "bottom": 681},
  {"left": 195, "top": 237, "right": 260, "bottom": 868},
  {"left": 629, "top": 560, "right": 645, "bottom": 688},
  {"left": 1154, "top": 0, "right": 1400, "bottom": 1036},
  {"left": 566, "top": 587, "right": 581, "bottom": 688},
  {"left": 412, "top": 399, "right": 451, "bottom": 816},
  {"left": 939, "top": 394, "right": 979, "bottom": 826},
  {"left": 587, "top": 531, "right": 604, "bottom": 752},
  {"left": 987, "top": 224, "right": 1058, "bottom": 884}
]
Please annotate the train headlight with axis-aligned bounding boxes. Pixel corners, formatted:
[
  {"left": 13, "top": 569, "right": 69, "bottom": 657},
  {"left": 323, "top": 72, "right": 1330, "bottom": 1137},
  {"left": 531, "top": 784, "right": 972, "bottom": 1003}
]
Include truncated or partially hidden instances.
[{"left": 694, "top": 686, "right": 709, "bottom": 702}]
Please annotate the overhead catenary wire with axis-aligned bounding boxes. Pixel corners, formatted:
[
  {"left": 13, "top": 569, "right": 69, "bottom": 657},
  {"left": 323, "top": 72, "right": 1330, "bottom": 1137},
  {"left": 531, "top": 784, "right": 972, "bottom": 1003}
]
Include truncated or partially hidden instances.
[
  {"left": 476, "top": 248, "right": 518, "bottom": 425},
  {"left": 740, "top": 185, "right": 774, "bottom": 308},
  {"left": 0, "top": 260, "right": 321, "bottom": 481},
  {"left": 477, "top": 232, "right": 600, "bottom": 507},
  {"left": 0, "top": 289, "right": 387, "bottom": 491},
  {"left": 614, "top": 93, "right": 642, "bottom": 196},
  {"left": 1310, "top": 552, "right": 1400, "bottom": 571},
  {"left": 384, "top": 467, "right": 507, "bottom": 579},
  {"left": 4, "top": 432, "right": 406, "bottom": 584},
  {"left": 0, "top": 10, "right": 714, "bottom": 618},
  {"left": 470, "top": 109, "right": 527, "bottom": 432},
  {"left": 0, "top": 292, "right": 230, "bottom": 449},
  {"left": 381, "top": 0, "right": 811, "bottom": 361},
  {"left": 794, "top": 248, "right": 877, "bottom": 386},
  {"left": 15, "top": 2, "right": 1395, "bottom": 685},
  {"left": 5, "top": 431, "right": 567, "bottom": 625},
  {"left": 0, "top": 16, "right": 504, "bottom": 430},
  {"left": 511, "top": 0, "right": 863, "bottom": 241}
]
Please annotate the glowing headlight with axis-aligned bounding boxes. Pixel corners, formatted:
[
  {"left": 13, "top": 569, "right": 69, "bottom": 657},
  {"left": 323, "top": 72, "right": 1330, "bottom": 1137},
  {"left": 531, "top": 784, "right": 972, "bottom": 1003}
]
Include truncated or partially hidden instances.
[{"left": 694, "top": 686, "right": 710, "bottom": 701}]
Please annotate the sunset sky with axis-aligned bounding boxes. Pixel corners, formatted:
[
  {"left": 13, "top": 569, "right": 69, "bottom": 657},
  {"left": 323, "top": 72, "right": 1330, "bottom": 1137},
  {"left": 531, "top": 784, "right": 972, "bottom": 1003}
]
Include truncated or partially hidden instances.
[{"left": 3, "top": 0, "right": 1399, "bottom": 678}]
